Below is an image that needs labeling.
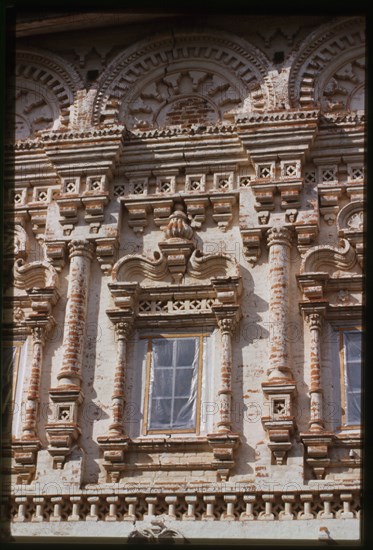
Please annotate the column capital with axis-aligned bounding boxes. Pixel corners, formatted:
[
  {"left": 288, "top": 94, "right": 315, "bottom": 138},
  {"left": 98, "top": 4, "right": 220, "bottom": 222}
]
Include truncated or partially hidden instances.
[
  {"left": 115, "top": 320, "right": 134, "bottom": 341},
  {"left": 305, "top": 312, "right": 323, "bottom": 331},
  {"left": 31, "top": 325, "right": 47, "bottom": 345},
  {"left": 68, "top": 239, "right": 95, "bottom": 260},
  {"left": 217, "top": 317, "right": 237, "bottom": 335},
  {"left": 266, "top": 226, "right": 292, "bottom": 248}
]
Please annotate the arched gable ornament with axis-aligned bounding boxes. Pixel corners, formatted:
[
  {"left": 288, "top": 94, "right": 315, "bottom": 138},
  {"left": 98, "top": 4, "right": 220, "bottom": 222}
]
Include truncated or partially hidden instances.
[
  {"left": 289, "top": 17, "right": 365, "bottom": 111},
  {"left": 13, "top": 258, "right": 59, "bottom": 290},
  {"left": 300, "top": 238, "right": 359, "bottom": 276},
  {"left": 336, "top": 200, "right": 364, "bottom": 267},
  {"left": 4, "top": 224, "right": 29, "bottom": 261},
  {"left": 93, "top": 30, "right": 274, "bottom": 129},
  {"left": 11, "top": 49, "right": 84, "bottom": 140}
]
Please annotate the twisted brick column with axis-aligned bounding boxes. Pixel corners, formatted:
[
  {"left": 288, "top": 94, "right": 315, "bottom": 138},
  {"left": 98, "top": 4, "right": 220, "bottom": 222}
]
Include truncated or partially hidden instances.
[
  {"left": 22, "top": 326, "right": 46, "bottom": 439},
  {"left": 266, "top": 227, "right": 293, "bottom": 382},
  {"left": 57, "top": 240, "right": 95, "bottom": 386},
  {"left": 108, "top": 321, "right": 133, "bottom": 436},
  {"left": 217, "top": 317, "right": 236, "bottom": 433},
  {"left": 306, "top": 313, "right": 325, "bottom": 432}
]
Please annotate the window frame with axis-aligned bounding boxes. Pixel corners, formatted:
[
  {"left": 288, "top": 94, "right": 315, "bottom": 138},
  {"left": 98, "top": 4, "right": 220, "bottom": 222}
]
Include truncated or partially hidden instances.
[
  {"left": 338, "top": 326, "right": 362, "bottom": 430},
  {"left": 2, "top": 340, "right": 26, "bottom": 438},
  {"left": 142, "top": 332, "right": 206, "bottom": 436}
]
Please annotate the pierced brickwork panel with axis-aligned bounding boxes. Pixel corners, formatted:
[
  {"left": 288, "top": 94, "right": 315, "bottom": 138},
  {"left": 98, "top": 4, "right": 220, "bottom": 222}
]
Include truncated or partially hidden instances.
[
  {"left": 113, "top": 184, "right": 126, "bottom": 198},
  {"left": 304, "top": 171, "right": 317, "bottom": 184},
  {"left": 185, "top": 175, "right": 206, "bottom": 193},
  {"left": 156, "top": 176, "right": 176, "bottom": 195},
  {"left": 348, "top": 165, "right": 364, "bottom": 181},
  {"left": 319, "top": 166, "right": 338, "bottom": 183},
  {"left": 129, "top": 178, "right": 148, "bottom": 196}
]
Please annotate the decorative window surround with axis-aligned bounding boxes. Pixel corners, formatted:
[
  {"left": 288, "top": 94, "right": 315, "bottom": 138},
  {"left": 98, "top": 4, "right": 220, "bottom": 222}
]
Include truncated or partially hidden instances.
[
  {"left": 10, "top": 265, "right": 59, "bottom": 483},
  {"left": 98, "top": 205, "right": 242, "bottom": 482},
  {"left": 297, "top": 238, "right": 363, "bottom": 480}
]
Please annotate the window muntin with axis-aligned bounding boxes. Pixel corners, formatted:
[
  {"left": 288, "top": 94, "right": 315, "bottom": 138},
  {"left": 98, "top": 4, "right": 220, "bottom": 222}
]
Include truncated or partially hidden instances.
[
  {"left": 143, "top": 334, "right": 203, "bottom": 434},
  {"left": 341, "top": 330, "right": 362, "bottom": 427}
]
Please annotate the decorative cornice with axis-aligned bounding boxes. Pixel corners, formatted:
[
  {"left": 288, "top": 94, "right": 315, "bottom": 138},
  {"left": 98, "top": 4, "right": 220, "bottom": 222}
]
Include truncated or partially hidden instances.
[
  {"left": 126, "top": 123, "right": 238, "bottom": 140},
  {"left": 40, "top": 125, "right": 126, "bottom": 143},
  {"left": 235, "top": 109, "right": 320, "bottom": 125}
]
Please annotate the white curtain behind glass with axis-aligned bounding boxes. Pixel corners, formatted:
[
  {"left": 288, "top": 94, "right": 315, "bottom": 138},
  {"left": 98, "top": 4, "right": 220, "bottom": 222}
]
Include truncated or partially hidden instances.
[
  {"left": 344, "top": 331, "right": 362, "bottom": 425},
  {"left": 148, "top": 337, "right": 199, "bottom": 431}
]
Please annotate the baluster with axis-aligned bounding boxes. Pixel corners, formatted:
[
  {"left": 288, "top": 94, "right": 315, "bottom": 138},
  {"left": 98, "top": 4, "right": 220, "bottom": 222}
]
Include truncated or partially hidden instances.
[
  {"left": 68, "top": 496, "right": 81, "bottom": 521},
  {"left": 14, "top": 497, "right": 28, "bottom": 523},
  {"left": 340, "top": 493, "right": 354, "bottom": 519},
  {"left": 50, "top": 496, "right": 63, "bottom": 522},
  {"left": 279, "top": 495, "right": 295, "bottom": 520},
  {"left": 32, "top": 496, "right": 44, "bottom": 522},
  {"left": 105, "top": 496, "right": 119, "bottom": 521},
  {"left": 240, "top": 495, "right": 255, "bottom": 521},
  {"left": 86, "top": 496, "right": 99, "bottom": 521},
  {"left": 124, "top": 496, "right": 137, "bottom": 520},
  {"left": 183, "top": 495, "right": 197, "bottom": 520},
  {"left": 258, "top": 494, "right": 274, "bottom": 520},
  {"left": 165, "top": 496, "right": 177, "bottom": 519},
  {"left": 202, "top": 495, "right": 216, "bottom": 520},
  {"left": 144, "top": 496, "right": 157, "bottom": 518},
  {"left": 318, "top": 493, "right": 334, "bottom": 519},
  {"left": 222, "top": 495, "right": 237, "bottom": 520},
  {"left": 298, "top": 494, "right": 314, "bottom": 520}
]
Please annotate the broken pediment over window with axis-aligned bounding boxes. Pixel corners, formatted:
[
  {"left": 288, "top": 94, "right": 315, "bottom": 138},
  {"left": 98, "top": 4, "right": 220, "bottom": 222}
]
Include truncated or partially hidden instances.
[{"left": 112, "top": 203, "right": 240, "bottom": 287}]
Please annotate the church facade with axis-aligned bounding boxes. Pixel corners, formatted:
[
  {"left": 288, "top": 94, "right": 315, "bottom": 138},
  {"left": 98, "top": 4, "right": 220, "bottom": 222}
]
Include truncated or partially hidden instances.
[{"left": 3, "top": 11, "right": 364, "bottom": 543}]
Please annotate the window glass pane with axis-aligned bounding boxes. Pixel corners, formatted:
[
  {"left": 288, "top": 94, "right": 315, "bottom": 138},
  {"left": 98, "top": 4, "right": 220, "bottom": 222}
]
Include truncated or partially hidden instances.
[
  {"left": 344, "top": 331, "right": 362, "bottom": 425},
  {"left": 175, "top": 368, "right": 194, "bottom": 398},
  {"left": 147, "top": 336, "right": 200, "bottom": 432},
  {"left": 173, "top": 398, "right": 194, "bottom": 429},
  {"left": 346, "top": 390, "right": 361, "bottom": 425},
  {"left": 153, "top": 339, "right": 173, "bottom": 367},
  {"left": 176, "top": 338, "right": 196, "bottom": 366},
  {"left": 346, "top": 362, "right": 361, "bottom": 392},
  {"left": 150, "top": 398, "right": 172, "bottom": 429},
  {"left": 153, "top": 368, "right": 173, "bottom": 397},
  {"left": 345, "top": 332, "right": 362, "bottom": 363}
]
